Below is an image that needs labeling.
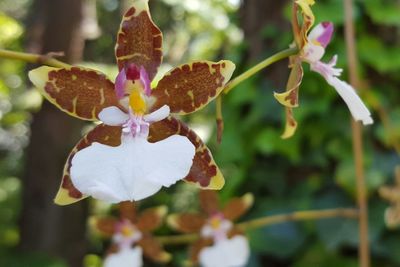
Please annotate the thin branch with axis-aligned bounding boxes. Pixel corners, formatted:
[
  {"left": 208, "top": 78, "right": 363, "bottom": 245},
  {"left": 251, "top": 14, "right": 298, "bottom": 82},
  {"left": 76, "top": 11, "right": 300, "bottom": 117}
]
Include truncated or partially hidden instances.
[
  {"left": 236, "top": 208, "right": 358, "bottom": 231},
  {"left": 0, "top": 49, "right": 70, "bottom": 68},
  {"left": 223, "top": 47, "right": 299, "bottom": 94},
  {"left": 343, "top": 1, "right": 371, "bottom": 267},
  {"left": 157, "top": 208, "right": 359, "bottom": 245},
  {"left": 216, "top": 96, "right": 224, "bottom": 144}
]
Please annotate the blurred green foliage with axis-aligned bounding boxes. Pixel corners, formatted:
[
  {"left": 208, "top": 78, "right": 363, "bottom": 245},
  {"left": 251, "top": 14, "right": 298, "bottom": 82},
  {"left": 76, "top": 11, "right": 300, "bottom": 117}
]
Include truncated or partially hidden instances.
[{"left": 0, "top": 0, "right": 399, "bottom": 266}]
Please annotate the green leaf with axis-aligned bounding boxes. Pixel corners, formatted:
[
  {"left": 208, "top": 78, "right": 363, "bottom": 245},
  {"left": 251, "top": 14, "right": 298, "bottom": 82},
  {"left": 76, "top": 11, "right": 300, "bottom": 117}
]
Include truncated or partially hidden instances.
[
  {"left": 364, "top": 0, "right": 400, "bottom": 26},
  {"left": 293, "top": 243, "right": 358, "bottom": 267},
  {"left": 358, "top": 35, "right": 400, "bottom": 73}
]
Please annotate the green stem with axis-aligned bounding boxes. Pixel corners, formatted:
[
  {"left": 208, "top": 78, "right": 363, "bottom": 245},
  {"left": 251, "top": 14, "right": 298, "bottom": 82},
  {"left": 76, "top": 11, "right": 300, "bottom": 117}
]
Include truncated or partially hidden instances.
[
  {"left": 216, "top": 95, "right": 224, "bottom": 144},
  {"left": 236, "top": 208, "right": 358, "bottom": 231},
  {"left": 157, "top": 208, "right": 358, "bottom": 245},
  {"left": 223, "top": 47, "right": 299, "bottom": 94},
  {"left": 0, "top": 49, "right": 70, "bottom": 68}
]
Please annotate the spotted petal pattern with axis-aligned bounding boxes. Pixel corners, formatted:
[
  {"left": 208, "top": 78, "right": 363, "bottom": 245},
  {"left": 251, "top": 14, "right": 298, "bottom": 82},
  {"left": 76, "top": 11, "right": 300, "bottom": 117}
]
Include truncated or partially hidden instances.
[
  {"left": 136, "top": 206, "right": 168, "bottom": 232},
  {"left": 167, "top": 213, "right": 206, "bottom": 233},
  {"left": 275, "top": 60, "right": 304, "bottom": 139},
  {"left": 295, "top": 0, "right": 316, "bottom": 48},
  {"left": 115, "top": 0, "right": 163, "bottom": 81},
  {"left": 222, "top": 193, "right": 254, "bottom": 221},
  {"left": 137, "top": 235, "right": 171, "bottom": 263},
  {"left": 151, "top": 60, "right": 235, "bottom": 114},
  {"left": 29, "top": 66, "right": 120, "bottom": 121}
]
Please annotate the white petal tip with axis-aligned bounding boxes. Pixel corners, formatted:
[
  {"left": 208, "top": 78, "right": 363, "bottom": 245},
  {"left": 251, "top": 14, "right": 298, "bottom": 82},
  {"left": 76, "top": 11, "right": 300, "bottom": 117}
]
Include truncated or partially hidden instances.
[
  {"left": 359, "top": 117, "right": 373, "bottom": 126},
  {"left": 99, "top": 106, "right": 129, "bottom": 126},
  {"left": 144, "top": 105, "right": 170, "bottom": 122}
]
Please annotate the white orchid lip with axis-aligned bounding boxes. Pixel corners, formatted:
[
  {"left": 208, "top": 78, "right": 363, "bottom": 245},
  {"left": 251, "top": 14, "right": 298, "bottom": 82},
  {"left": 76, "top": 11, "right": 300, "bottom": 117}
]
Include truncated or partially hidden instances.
[
  {"left": 199, "top": 235, "right": 250, "bottom": 267},
  {"left": 104, "top": 247, "right": 143, "bottom": 267},
  {"left": 70, "top": 100, "right": 195, "bottom": 203}
]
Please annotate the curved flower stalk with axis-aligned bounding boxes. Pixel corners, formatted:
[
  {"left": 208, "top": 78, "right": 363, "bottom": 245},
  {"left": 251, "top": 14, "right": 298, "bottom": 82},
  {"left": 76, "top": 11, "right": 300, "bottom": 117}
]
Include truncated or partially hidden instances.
[
  {"left": 379, "top": 166, "right": 400, "bottom": 228},
  {"left": 28, "top": 0, "right": 236, "bottom": 205},
  {"left": 274, "top": 0, "right": 373, "bottom": 138},
  {"left": 167, "top": 191, "right": 253, "bottom": 266},
  {"left": 93, "top": 202, "right": 171, "bottom": 267}
]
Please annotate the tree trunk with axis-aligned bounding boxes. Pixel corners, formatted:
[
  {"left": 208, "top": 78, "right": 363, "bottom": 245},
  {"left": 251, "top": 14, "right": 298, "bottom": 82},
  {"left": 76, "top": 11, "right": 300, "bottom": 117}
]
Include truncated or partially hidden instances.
[
  {"left": 19, "top": 1, "right": 88, "bottom": 266},
  {"left": 239, "top": 1, "right": 290, "bottom": 266},
  {"left": 240, "top": 0, "right": 290, "bottom": 87}
]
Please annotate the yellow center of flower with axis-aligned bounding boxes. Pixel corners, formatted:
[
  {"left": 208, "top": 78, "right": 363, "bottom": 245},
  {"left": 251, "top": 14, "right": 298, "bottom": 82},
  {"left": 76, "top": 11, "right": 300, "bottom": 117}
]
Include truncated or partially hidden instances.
[
  {"left": 129, "top": 87, "right": 147, "bottom": 115},
  {"left": 210, "top": 217, "right": 221, "bottom": 229},
  {"left": 312, "top": 39, "right": 321, "bottom": 46},
  {"left": 120, "top": 224, "right": 135, "bottom": 237}
]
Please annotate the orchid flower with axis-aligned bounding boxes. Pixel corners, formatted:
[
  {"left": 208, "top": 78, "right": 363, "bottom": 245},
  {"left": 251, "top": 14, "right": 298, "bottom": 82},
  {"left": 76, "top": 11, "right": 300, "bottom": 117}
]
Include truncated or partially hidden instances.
[
  {"left": 274, "top": 0, "right": 372, "bottom": 138},
  {"left": 28, "top": 0, "right": 235, "bottom": 205},
  {"left": 104, "top": 248, "right": 143, "bottom": 267},
  {"left": 168, "top": 191, "right": 253, "bottom": 266},
  {"left": 379, "top": 166, "right": 400, "bottom": 228},
  {"left": 94, "top": 202, "right": 170, "bottom": 267}
]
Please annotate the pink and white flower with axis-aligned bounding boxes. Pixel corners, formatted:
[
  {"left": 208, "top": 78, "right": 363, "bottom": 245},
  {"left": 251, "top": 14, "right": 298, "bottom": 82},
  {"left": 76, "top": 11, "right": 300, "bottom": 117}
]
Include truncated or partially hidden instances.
[
  {"left": 103, "top": 247, "right": 143, "bottom": 267},
  {"left": 199, "top": 235, "right": 250, "bottom": 267},
  {"left": 199, "top": 213, "right": 250, "bottom": 267},
  {"left": 302, "top": 22, "right": 373, "bottom": 125},
  {"left": 103, "top": 219, "right": 144, "bottom": 267},
  {"left": 70, "top": 65, "right": 195, "bottom": 203}
]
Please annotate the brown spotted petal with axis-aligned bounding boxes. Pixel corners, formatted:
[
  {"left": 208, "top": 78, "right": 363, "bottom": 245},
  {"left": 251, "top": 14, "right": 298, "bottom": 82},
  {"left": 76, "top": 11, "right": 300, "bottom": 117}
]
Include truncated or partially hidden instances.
[
  {"left": 106, "top": 244, "right": 120, "bottom": 255},
  {"left": 385, "top": 205, "right": 400, "bottom": 229},
  {"left": 95, "top": 217, "right": 118, "bottom": 237},
  {"left": 54, "top": 124, "right": 122, "bottom": 205},
  {"left": 282, "top": 108, "right": 298, "bottom": 139},
  {"left": 137, "top": 234, "right": 171, "bottom": 263},
  {"left": 379, "top": 186, "right": 400, "bottom": 204},
  {"left": 199, "top": 190, "right": 220, "bottom": 215},
  {"left": 29, "top": 66, "right": 120, "bottom": 121},
  {"left": 222, "top": 193, "right": 254, "bottom": 221},
  {"left": 273, "top": 60, "right": 303, "bottom": 108},
  {"left": 149, "top": 117, "right": 225, "bottom": 190},
  {"left": 151, "top": 60, "right": 235, "bottom": 115},
  {"left": 167, "top": 213, "right": 206, "bottom": 234},
  {"left": 274, "top": 59, "right": 304, "bottom": 139},
  {"left": 119, "top": 201, "right": 137, "bottom": 223},
  {"left": 115, "top": 0, "right": 163, "bottom": 81},
  {"left": 227, "top": 227, "right": 245, "bottom": 239},
  {"left": 295, "top": 0, "right": 316, "bottom": 49},
  {"left": 136, "top": 206, "right": 168, "bottom": 232}
]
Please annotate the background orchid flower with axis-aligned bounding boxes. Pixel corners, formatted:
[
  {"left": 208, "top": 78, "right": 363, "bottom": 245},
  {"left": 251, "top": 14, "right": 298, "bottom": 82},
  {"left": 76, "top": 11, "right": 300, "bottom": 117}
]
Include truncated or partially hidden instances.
[
  {"left": 303, "top": 23, "right": 373, "bottom": 125},
  {"left": 103, "top": 247, "right": 143, "bottom": 267},
  {"left": 28, "top": 0, "right": 236, "bottom": 205},
  {"left": 93, "top": 202, "right": 170, "bottom": 266},
  {"left": 167, "top": 191, "right": 253, "bottom": 266},
  {"left": 274, "top": 0, "right": 372, "bottom": 138},
  {"left": 379, "top": 166, "right": 400, "bottom": 229}
]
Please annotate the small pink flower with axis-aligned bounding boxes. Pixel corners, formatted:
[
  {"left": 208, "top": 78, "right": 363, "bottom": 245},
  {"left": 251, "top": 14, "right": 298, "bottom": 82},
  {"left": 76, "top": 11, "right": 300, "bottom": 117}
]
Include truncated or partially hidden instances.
[{"left": 303, "top": 22, "right": 373, "bottom": 125}]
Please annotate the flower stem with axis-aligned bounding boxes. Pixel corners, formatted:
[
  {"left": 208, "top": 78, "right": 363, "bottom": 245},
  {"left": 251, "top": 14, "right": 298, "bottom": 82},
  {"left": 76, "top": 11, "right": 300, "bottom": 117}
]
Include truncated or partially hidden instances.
[
  {"left": 0, "top": 49, "right": 70, "bottom": 68},
  {"left": 344, "top": 1, "right": 370, "bottom": 267},
  {"left": 223, "top": 47, "right": 299, "bottom": 94},
  {"left": 216, "top": 95, "right": 224, "bottom": 144},
  {"left": 236, "top": 208, "right": 358, "bottom": 231},
  {"left": 157, "top": 208, "right": 358, "bottom": 245}
]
